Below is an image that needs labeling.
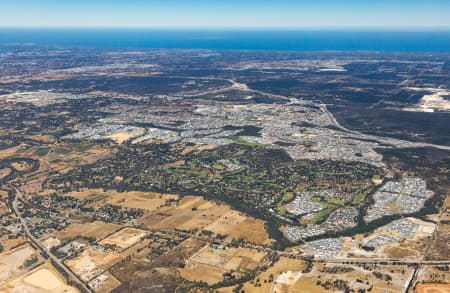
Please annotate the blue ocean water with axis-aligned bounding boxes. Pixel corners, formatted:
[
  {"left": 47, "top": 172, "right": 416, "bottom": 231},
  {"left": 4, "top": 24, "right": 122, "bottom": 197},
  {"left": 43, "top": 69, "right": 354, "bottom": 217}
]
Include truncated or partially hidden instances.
[{"left": 0, "top": 29, "right": 450, "bottom": 52}]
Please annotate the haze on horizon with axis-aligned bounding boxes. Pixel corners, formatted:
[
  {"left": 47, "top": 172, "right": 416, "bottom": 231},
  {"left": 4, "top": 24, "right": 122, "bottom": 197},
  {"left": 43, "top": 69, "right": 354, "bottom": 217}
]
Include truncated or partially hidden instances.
[{"left": 1, "top": 0, "right": 450, "bottom": 29}]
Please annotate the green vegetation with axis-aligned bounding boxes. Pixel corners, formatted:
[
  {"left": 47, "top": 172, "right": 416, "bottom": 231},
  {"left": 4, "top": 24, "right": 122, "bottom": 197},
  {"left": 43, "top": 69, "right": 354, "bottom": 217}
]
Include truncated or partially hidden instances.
[
  {"left": 212, "top": 163, "right": 225, "bottom": 171},
  {"left": 24, "top": 255, "right": 39, "bottom": 268},
  {"left": 34, "top": 147, "right": 49, "bottom": 156},
  {"left": 74, "top": 143, "right": 94, "bottom": 152},
  {"left": 280, "top": 192, "right": 294, "bottom": 203},
  {"left": 55, "top": 147, "right": 71, "bottom": 154},
  {"left": 86, "top": 193, "right": 109, "bottom": 202},
  {"left": 276, "top": 191, "right": 295, "bottom": 216},
  {"left": 16, "top": 146, "right": 31, "bottom": 154},
  {"left": 50, "top": 142, "right": 381, "bottom": 243},
  {"left": 310, "top": 205, "right": 336, "bottom": 224},
  {"left": 351, "top": 187, "right": 373, "bottom": 205},
  {"left": 234, "top": 138, "right": 265, "bottom": 148}
]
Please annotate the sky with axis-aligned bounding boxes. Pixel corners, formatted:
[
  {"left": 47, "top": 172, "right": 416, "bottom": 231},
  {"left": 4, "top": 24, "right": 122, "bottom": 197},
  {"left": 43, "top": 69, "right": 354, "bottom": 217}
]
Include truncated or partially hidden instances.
[{"left": 1, "top": 0, "right": 450, "bottom": 29}]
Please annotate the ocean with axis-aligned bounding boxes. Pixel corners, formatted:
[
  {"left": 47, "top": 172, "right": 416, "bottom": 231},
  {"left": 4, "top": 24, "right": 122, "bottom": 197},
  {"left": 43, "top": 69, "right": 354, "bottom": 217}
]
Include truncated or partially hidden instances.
[{"left": 0, "top": 28, "right": 450, "bottom": 52}]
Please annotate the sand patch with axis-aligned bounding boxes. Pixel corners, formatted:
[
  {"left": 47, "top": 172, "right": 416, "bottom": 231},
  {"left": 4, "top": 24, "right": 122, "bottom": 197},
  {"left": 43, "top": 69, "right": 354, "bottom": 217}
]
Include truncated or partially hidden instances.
[
  {"left": 23, "top": 268, "right": 63, "bottom": 290},
  {"left": 0, "top": 243, "right": 37, "bottom": 281},
  {"left": 416, "top": 283, "right": 450, "bottom": 293}
]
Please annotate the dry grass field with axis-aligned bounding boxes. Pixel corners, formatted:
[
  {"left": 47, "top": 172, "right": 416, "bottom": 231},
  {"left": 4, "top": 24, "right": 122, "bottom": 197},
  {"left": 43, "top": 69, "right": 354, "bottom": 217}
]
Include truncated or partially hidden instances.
[
  {"left": 55, "top": 221, "right": 121, "bottom": 241},
  {"left": 0, "top": 236, "right": 28, "bottom": 253},
  {"left": 291, "top": 263, "right": 414, "bottom": 293},
  {"left": 26, "top": 134, "right": 56, "bottom": 143},
  {"left": 0, "top": 200, "right": 9, "bottom": 216},
  {"left": 99, "top": 227, "right": 147, "bottom": 250},
  {"left": 415, "top": 265, "right": 450, "bottom": 289},
  {"left": 107, "top": 131, "right": 144, "bottom": 144},
  {"left": 179, "top": 245, "right": 268, "bottom": 285},
  {"left": 204, "top": 210, "right": 272, "bottom": 245},
  {"left": 416, "top": 283, "right": 450, "bottom": 293},
  {"left": 46, "top": 143, "right": 115, "bottom": 175},
  {"left": 181, "top": 144, "right": 218, "bottom": 155},
  {"left": 139, "top": 195, "right": 272, "bottom": 245},
  {"left": 66, "top": 188, "right": 178, "bottom": 211},
  {"left": 0, "top": 168, "right": 11, "bottom": 179},
  {"left": 11, "top": 161, "right": 32, "bottom": 171},
  {"left": 0, "top": 145, "right": 24, "bottom": 159},
  {"left": 88, "top": 272, "right": 121, "bottom": 293},
  {"left": 65, "top": 246, "right": 122, "bottom": 282},
  {"left": 241, "top": 257, "right": 307, "bottom": 293}
]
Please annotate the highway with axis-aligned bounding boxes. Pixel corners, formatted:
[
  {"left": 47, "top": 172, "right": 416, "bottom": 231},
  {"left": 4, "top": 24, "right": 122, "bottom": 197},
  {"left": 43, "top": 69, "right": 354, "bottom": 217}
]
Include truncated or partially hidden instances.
[{"left": 319, "top": 103, "right": 450, "bottom": 152}]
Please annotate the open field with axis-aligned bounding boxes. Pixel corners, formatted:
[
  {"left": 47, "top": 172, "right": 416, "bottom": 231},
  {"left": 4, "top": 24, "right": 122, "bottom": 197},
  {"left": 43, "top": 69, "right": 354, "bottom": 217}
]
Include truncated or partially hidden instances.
[
  {"left": 0, "top": 236, "right": 28, "bottom": 253},
  {"left": 65, "top": 246, "right": 122, "bottom": 282},
  {"left": 415, "top": 265, "right": 450, "bottom": 289},
  {"left": 416, "top": 283, "right": 450, "bottom": 293},
  {"left": 179, "top": 245, "right": 268, "bottom": 285},
  {"left": 291, "top": 262, "right": 414, "bottom": 293},
  {"left": 204, "top": 210, "right": 273, "bottom": 245},
  {"left": 11, "top": 161, "right": 32, "bottom": 171},
  {"left": 0, "top": 168, "right": 11, "bottom": 179},
  {"left": 46, "top": 143, "right": 115, "bottom": 174},
  {"left": 110, "top": 237, "right": 205, "bottom": 291},
  {"left": 1, "top": 263, "right": 78, "bottom": 293},
  {"left": 66, "top": 188, "right": 178, "bottom": 211},
  {"left": 55, "top": 221, "right": 121, "bottom": 241},
  {"left": 99, "top": 227, "right": 147, "bottom": 250},
  {"left": 88, "top": 272, "right": 121, "bottom": 293},
  {"left": 26, "top": 134, "right": 56, "bottom": 143},
  {"left": 0, "top": 243, "right": 39, "bottom": 283},
  {"left": 242, "top": 256, "right": 307, "bottom": 293},
  {"left": 181, "top": 144, "right": 218, "bottom": 155},
  {"left": 41, "top": 236, "right": 61, "bottom": 250},
  {"left": 107, "top": 130, "right": 144, "bottom": 144},
  {"left": 0, "top": 200, "right": 9, "bottom": 215},
  {"left": 139, "top": 195, "right": 272, "bottom": 245},
  {"left": 0, "top": 145, "right": 24, "bottom": 159}
]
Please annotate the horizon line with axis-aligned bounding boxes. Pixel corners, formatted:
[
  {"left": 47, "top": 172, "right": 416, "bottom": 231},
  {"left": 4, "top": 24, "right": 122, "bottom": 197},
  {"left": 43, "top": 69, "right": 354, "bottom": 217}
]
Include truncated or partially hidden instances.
[{"left": 1, "top": 26, "right": 450, "bottom": 32}]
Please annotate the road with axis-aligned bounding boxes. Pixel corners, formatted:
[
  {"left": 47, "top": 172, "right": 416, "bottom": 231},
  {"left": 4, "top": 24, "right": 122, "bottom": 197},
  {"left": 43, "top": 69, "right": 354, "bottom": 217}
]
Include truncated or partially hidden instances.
[
  {"left": 319, "top": 103, "right": 450, "bottom": 151},
  {"left": 11, "top": 187, "right": 93, "bottom": 293},
  {"left": 145, "top": 226, "right": 450, "bottom": 266},
  {"left": 6, "top": 79, "right": 450, "bottom": 291},
  {"left": 185, "top": 78, "right": 450, "bottom": 152}
]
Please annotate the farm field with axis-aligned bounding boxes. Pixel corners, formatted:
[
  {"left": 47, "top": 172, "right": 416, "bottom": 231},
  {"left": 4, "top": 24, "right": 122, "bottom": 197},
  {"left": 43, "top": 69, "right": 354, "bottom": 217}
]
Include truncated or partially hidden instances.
[
  {"left": 242, "top": 257, "right": 307, "bottom": 292},
  {"left": 179, "top": 245, "right": 268, "bottom": 285},
  {"left": 66, "top": 188, "right": 178, "bottom": 211},
  {"left": 98, "top": 227, "right": 147, "bottom": 250},
  {"left": 139, "top": 195, "right": 272, "bottom": 245},
  {"left": 55, "top": 221, "right": 121, "bottom": 241}
]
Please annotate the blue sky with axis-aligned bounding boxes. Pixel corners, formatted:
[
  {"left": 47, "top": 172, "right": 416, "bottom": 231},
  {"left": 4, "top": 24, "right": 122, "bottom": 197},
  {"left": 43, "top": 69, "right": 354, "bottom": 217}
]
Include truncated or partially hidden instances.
[{"left": 1, "top": 0, "right": 449, "bottom": 29}]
